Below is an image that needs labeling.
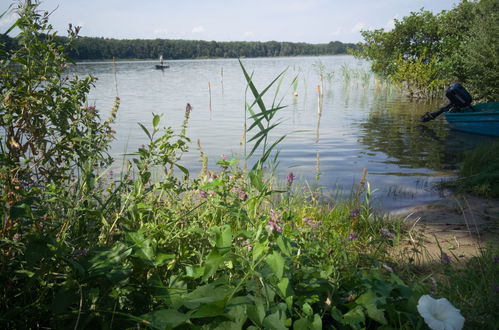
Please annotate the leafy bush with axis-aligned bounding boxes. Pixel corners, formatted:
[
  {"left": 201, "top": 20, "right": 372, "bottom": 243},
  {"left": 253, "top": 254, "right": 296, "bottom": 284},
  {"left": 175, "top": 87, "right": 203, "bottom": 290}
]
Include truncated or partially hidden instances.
[{"left": 356, "top": 0, "right": 499, "bottom": 101}]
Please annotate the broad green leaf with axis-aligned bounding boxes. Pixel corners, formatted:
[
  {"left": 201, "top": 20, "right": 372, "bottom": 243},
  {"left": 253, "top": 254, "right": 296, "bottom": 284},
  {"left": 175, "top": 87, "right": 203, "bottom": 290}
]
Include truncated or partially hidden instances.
[
  {"left": 262, "top": 311, "right": 287, "bottom": 330},
  {"left": 356, "top": 289, "right": 387, "bottom": 325},
  {"left": 182, "top": 282, "right": 231, "bottom": 309},
  {"left": 293, "top": 318, "right": 309, "bottom": 330},
  {"left": 247, "top": 300, "right": 265, "bottom": 326},
  {"left": 342, "top": 306, "right": 365, "bottom": 327},
  {"left": 203, "top": 249, "right": 224, "bottom": 280},
  {"left": 189, "top": 299, "right": 226, "bottom": 318},
  {"left": 252, "top": 241, "right": 266, "bottom": 262},
  {"left": 215, "top": 225, "right": 232, "bottom": 252},
  {"left": 311, "top": 314, "right": 322, "bottom": 330},
  {"left": 302, "top": 302, "right": 313, "bottom": 316},
  {"left": 266, "top": 251, "right": 285, "bottom": 279},
  {"left": 140, "top": 309, "right": 189, "bottom": 330}
]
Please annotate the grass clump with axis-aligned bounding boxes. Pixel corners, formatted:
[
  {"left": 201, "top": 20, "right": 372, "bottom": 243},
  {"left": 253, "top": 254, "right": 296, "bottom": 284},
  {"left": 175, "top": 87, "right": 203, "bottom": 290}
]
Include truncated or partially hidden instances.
[{"left": 449, "top": 141, "right": 499, "bottom": 197}]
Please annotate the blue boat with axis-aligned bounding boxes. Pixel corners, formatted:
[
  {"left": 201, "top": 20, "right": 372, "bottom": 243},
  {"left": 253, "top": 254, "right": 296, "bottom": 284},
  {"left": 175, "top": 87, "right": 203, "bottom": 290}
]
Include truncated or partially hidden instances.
[
  {"left": 420, "top": 83, "right": 499, "bottom": 137},
  {"left": 445, "top": 102, "right": 499, "bottom": 136}
]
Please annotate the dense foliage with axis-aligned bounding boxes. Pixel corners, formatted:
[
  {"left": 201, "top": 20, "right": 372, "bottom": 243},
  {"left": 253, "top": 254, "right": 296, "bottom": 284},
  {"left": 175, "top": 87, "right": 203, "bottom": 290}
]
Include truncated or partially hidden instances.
[
  {"left": 355, "top": 0, "right": 499, "bottom": 100},
  {"left": 2, "top": 31, "right": 358, "bottom": 61}
]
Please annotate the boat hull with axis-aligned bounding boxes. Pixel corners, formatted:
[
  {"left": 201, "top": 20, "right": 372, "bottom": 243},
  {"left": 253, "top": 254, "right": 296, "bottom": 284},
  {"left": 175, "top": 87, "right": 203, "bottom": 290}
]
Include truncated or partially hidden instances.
[
  {"left": 445, "top": 102, "right": 499, "bottom": 136},
  {"left": 155, "top": 65, "right": 169, "bottom": 69}
]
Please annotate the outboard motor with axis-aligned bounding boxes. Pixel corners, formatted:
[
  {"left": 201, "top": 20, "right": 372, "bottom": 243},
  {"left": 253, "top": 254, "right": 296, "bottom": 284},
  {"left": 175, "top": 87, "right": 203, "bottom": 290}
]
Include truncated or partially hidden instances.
[{"left": 420, "top": 83, "right": 473, "bottom": 122}]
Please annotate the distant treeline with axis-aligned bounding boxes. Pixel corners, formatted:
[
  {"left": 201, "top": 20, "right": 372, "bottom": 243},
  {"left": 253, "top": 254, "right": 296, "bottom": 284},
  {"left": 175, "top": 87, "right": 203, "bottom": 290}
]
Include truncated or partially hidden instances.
[{"left": 1, "top": 34, "right": 358, "bottom": 60}]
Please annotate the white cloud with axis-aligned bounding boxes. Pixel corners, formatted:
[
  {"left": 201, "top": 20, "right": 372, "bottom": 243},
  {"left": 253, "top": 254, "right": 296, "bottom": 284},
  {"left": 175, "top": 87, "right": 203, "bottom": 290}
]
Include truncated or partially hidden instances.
[
  {"left": 243, "top": 31, "right": 255, "bottom": 38},
  {"left": 351, "top": 22, "right": 365, "bottom": 33},
  {"left": 192, "top": 25, "right": 206, "bottom": 34}
]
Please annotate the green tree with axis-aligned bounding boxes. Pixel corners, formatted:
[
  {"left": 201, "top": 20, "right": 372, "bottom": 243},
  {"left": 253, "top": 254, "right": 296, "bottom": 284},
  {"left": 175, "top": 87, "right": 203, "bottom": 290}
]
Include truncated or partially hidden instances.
[{"left": 356, "top": 0, "right": 498, "bottom": 100}]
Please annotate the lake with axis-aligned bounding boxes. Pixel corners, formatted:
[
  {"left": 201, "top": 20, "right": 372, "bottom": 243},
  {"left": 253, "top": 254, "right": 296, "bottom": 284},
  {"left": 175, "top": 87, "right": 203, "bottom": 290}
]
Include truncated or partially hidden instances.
[{"left": 73, "top": 55, "right": 499, "bottom": 210}]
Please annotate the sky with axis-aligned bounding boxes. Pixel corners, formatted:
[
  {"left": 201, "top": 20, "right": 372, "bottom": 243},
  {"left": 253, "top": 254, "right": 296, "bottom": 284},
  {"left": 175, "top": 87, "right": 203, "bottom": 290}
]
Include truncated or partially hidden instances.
[{"left": 1, "top": 0, "right": 459, "bottom": 44}]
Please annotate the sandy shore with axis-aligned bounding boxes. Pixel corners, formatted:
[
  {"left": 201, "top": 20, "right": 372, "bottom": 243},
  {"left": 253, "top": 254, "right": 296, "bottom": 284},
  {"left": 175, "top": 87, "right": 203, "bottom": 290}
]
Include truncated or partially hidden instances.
[{"left": 389, "top": 194, "right": 499, "bottom": 262}]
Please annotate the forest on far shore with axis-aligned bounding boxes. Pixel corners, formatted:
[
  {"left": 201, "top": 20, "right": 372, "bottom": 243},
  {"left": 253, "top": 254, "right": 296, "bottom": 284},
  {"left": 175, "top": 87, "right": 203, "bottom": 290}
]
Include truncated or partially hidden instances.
[{"left": 0, "top": 33, "right": 358, "bottom": 60}]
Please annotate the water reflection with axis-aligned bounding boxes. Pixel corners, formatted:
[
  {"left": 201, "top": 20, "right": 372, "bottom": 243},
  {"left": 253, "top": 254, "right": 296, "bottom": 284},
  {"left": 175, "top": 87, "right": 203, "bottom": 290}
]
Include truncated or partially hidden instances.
[
  {"left": 71, "top": 56, "right": 499, "bottom": 210},
  {"left": 360, "top": 99, "right": 499, "bottom": 173}
]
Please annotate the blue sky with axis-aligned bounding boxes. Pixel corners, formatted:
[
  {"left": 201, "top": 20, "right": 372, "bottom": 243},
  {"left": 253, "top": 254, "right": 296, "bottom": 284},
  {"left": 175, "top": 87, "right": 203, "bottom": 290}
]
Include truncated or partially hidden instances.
[{"left": 1, "top": 0, "right": 458, "bottom": 43}]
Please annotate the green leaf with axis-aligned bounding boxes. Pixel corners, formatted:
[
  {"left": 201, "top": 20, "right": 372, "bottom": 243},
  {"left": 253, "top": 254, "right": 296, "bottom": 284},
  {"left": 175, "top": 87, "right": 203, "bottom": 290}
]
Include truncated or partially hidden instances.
[
  {"left": 262, "top": 311, "right": 288, "bottom": 330},
  {"left": 247, "top": 299, "right": 265, "bottom": 326},
  {"left": 311, "top": 314, "right": 322, "bottom": 330},
  {"left": 342, "top": 306, "right": 365, "bottom": 327},
  {"left": 181, "top": 282, "right": 231, "bottom": 309},
  {"left": 301, "top": 302, "right": 313, "bottom": 316},
  {"left": 215, "top": 225, "right": 233, "bottom": 252},
  {"left": 154, "top": 253, "right": 175, "bottom": 267},
  {"left": 252, "top": 242, "right": 266, "bottom": 262},
  {"left": 189, "top": 299, "right": 226, "bottom": 318},
  {"left": 140, "top": 309, "right": 190, "bottom": 330},
  {"left": 138, "top": 122, "right": 152, "bottom": 140},
  {"left": 175, "top": 163, "right": 189, "bottom": 176},
  {"left": 276, "top": 236, "right": 291, "bottom": 257},
  {"left": 266, "top": 251, "right": 285, "bottom": 279},
  {"left": 356, "top": 289, "right": 387, "bottom": 325},
  {"left": 152, "top": 114, "right": 161, "bottom": 127},
  {"left": 203, "top": 250, "right": 225, "bottom": 280},
  {"left": 293, "top": 318, "right": 309, "bottom": 330},
  {"left": 277, "top": 277, "right": 292, "bottom": 298}
]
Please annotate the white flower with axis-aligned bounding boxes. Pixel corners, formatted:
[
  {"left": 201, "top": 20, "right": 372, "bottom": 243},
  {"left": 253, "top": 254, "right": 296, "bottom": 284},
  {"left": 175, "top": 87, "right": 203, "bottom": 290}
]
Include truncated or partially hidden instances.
[{"left": 417, "top": 295, "right": 465, "bottom": 330}]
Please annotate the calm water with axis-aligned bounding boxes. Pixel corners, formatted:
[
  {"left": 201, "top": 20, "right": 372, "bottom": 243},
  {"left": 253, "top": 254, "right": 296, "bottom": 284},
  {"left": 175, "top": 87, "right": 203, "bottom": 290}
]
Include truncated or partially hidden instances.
[{"left": 73, "top": 56, "right": 499, "bottom": 210}]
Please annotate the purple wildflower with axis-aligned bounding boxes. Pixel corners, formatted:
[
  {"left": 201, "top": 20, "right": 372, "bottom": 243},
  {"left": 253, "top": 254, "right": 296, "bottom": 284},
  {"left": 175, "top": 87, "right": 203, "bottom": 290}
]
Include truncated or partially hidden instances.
[
  {"left": 86, "top": 105, "right": 96, "bottom": 111},
  {"left": 441, "top": 253, "right": 451, "bottom": 265},
  {"left": 286, "top": 172, "right": 295, "bottom": 186},
  {"left": 380, "top": 228, "right": 395, "bottom": 239},
  {"left": 348, "top": 232, "right": 359, "bottom": 241},
  {"left": 220, "top": 154, "right": 227, "bottom": 160},
  {"left": 268, "top": 209, "right": 283, "bottom": 233},
  {"left": 198, "top": 190, "right": 208, "bottom": 198},
  {"left": 350, "top": 209, "right": 360, "bottom": 218},
  {"left": 238, "top": 190, "right": 248, "bottom": 201},
  {"left": 493, "top": 256, "right": 499, "bottom": 264}
]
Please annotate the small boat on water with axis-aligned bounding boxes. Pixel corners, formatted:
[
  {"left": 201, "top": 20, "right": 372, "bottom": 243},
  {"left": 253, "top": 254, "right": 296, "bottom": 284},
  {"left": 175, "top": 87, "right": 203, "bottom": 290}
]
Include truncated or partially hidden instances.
[
  {"left": 445, "top": 102, "right": 499, "bottom": 136},
  {"left": 155, "top": 55, "right": 169, "bottom": 70},
  {"left": 420, "top": 83, "right": 499, "bottom": 137}
]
